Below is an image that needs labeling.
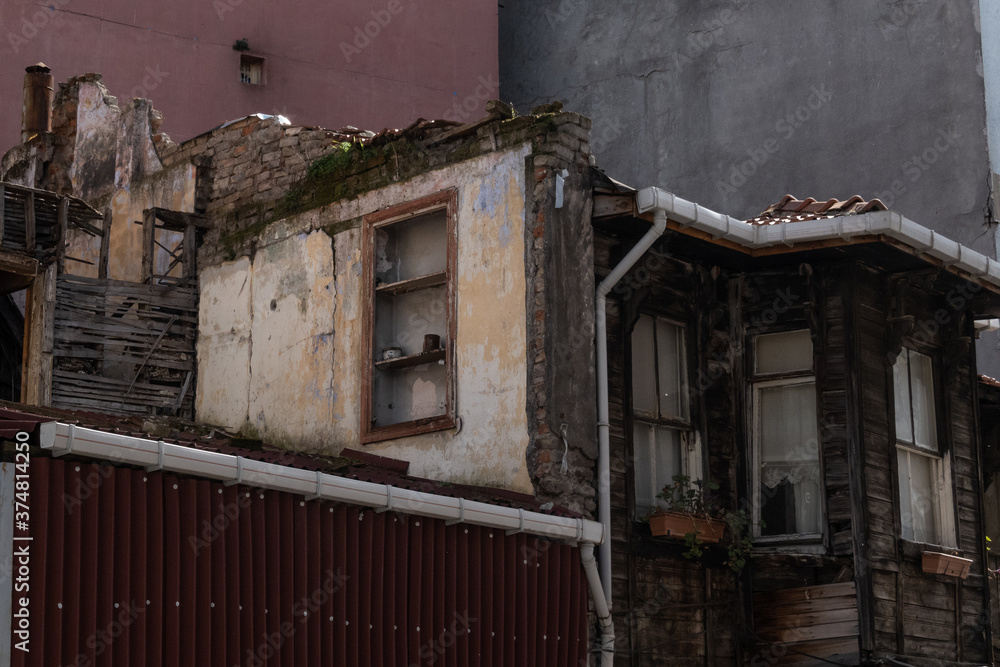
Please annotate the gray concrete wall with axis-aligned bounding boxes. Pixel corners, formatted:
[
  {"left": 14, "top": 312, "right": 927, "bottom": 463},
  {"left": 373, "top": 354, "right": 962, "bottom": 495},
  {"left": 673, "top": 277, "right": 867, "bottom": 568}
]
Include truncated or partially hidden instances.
[
  {"left": 501, "top": 0, "right": 992, "bottom": 248},
  {"left": 981, "top": 0, "right": 1000, "bottom": 248},
  {"left": 500, "top": 0, "right": 1000, "bottom": 373}
]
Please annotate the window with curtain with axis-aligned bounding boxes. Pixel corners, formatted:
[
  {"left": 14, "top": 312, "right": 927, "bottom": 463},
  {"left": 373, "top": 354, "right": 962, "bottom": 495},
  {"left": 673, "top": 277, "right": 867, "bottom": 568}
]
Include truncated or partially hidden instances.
[
  {"left": 631, "top": 314, "right": 698, "bottom": 517},
  {"left": 751, "top": 329, "right": 822, "bottom": 538},
  {"left": 893, "top": 348, "right": 955, "bottom": 546}
]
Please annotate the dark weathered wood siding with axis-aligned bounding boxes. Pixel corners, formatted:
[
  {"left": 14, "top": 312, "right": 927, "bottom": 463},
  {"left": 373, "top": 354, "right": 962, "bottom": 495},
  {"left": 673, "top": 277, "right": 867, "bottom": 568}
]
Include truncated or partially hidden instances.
[
  {"left": 855, "top": 263, "right": 992, "bottom": 664},
  {"left": 597, "top": 217, "right": 994, "bottom": 665},
  {"left": 597, "top": 230, "right": 741, "bottom": 667}
]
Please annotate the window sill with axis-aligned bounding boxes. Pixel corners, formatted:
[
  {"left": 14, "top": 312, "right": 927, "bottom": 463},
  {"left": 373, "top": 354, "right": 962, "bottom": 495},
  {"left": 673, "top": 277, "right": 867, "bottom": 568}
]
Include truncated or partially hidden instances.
[
  {"left": 899, "top": 539, "right": 962, "bottom": 560},
  {"left": 361, "top": 415, "right": 456, "bottom": 444},
  {"left": 753, "top": 534, "right": 826, "bottom": 555}
]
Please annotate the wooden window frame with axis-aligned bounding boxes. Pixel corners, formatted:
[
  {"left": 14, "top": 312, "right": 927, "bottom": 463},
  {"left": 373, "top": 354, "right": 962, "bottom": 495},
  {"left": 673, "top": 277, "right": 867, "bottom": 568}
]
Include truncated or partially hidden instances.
[
  {"left": 749, "top": 328, "right": 825, "bottom": 544},
  {"left": 891, "top": 347, "right": 957, "bottom": 548},
  {"left": 629, "top": 314, "right": 702, "bottom": 517},
  {"left": 360, "top": 190, "right": 457, "bottom": 444},
  {"left": 239, "top": 54, "right": 266, "bottom": 86}
]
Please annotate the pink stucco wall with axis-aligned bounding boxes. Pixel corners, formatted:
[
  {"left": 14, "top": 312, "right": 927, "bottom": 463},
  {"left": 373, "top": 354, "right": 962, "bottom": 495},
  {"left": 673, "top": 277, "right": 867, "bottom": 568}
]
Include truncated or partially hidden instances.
[{"left": 0, "top": 0, "right": 498, "bottom": 145}]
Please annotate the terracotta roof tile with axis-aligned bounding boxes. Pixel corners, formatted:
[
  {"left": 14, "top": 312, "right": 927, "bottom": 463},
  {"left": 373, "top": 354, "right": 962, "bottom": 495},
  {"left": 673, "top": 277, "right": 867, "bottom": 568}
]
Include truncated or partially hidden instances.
[
  {"left": 980, "top": 374, "right": 1000, "bottom": 389},
  {"left": 746, "top": 194, "right": 887, "bottom": 226}
]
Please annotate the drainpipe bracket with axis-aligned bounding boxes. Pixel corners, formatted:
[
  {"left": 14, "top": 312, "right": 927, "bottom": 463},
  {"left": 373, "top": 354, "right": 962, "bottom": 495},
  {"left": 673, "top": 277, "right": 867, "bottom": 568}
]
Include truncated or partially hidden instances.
[
  {"left": 223, "top": 456, "right": 244, "bottom": 486},
  {"left": 445, "top": 498, "right": 466, "bottom": 526},
  {"left": 505, "top": 508, "right": 526, "bottom": 536},
  {"left": 145, "top": 439, "right": 167, "bottom": 472}
]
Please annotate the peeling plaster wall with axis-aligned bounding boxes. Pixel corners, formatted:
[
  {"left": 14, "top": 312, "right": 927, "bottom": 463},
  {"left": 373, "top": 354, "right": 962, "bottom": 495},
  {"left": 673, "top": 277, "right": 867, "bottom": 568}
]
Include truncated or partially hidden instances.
[
  {"left": 1, "top": 75, "right": 196, "bottom": 282},
  {"left": 67, "top": 81, "right": 196, "bottom": 281},
  {"left": 197, "top": 144, "right": 534, "bottom": 491}
]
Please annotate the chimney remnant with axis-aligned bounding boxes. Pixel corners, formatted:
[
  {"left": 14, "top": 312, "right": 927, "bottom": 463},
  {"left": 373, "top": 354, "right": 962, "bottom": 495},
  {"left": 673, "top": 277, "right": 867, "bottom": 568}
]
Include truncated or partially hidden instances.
[{"left": 22, "top": 63, "right": 54, "bottom": 143}]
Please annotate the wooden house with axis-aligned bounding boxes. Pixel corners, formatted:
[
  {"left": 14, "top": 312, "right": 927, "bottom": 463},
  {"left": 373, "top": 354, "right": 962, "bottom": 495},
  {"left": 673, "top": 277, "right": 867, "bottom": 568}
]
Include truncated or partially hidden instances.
[{"left": 593, "top": 184, "right": 1000, "bottom": 666}]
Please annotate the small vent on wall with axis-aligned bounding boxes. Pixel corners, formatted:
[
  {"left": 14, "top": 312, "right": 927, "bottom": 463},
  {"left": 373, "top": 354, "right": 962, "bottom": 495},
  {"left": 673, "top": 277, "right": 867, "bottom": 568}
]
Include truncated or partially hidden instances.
[{"left": 240, "top": 54, "right": 265, "bottom": 85}]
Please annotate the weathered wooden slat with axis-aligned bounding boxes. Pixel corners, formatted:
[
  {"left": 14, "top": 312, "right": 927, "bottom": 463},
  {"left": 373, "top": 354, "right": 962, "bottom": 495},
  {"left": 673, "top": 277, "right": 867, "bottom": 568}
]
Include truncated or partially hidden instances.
[
  {"left": 141, "top": 209, "right": 155, "bottom": 283},
  {"left": 56, "top": 196, "right": 69, "bottom": 272},
  {"left": 98, "top": 208, "right": 111, "bottom": 279},
  {"left": 774, "top": 638, "right": 860, "bottom": 666},
  {"left": 0, "top": 184, "right": 6, "bottom": 245},
  {"left": 54, "top": 314, "right": 197, "bottom": 339},
  {"left": 184, "top": 222, "right": 197, "bottom": 279},
  {"left": 57, "top": 274, "right": 198, "bottom": 297},
  {"left": 24, "top": 191, "right": 35, "bottom": 256},
  {"left": 753, "top": 582, "right": 856, "bottom": 605},
  {"left": 52, "top": 349, "right": 194, "bottom": 371},
  {"left": 52, "top": 369, "right": 183, "bottom": 391},
  {"left": 755, "top": 595, "right": 859, "bottom": 617},
  {"left": 756, "top": 607, "right": 859, "bottom": 634},
  {"left": 758, "top": 621, "right": 859, "bottom": 644}
]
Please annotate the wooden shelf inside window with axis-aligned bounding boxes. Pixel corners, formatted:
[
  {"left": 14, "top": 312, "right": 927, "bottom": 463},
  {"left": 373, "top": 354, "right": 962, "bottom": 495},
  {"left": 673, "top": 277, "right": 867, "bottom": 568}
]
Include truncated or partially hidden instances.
[
  {"left": 374, "top": 348, "right": 446, "bottom": 370},
  {"left": 375, "top": 271, "right": 447, "bottom": 296}
]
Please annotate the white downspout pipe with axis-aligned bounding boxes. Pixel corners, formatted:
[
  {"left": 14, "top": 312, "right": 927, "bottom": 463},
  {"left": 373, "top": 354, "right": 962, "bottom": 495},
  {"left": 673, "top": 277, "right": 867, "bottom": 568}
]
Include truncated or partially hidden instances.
[
  {"left": 580, "top": 544, "right": 615, "bottom": 667},
  {"left": 595, "top": 204, "right": 669, "bottom": 609}
]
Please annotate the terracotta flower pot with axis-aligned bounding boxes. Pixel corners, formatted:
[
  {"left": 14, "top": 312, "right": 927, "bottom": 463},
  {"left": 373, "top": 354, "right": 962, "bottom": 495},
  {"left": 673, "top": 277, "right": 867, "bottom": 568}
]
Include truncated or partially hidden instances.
[
  {"left": 648, "top": 511, "right": 726, "bottom": 543},
  {"left": 921, "top": 551, "right": 973, "bottom": 579}
]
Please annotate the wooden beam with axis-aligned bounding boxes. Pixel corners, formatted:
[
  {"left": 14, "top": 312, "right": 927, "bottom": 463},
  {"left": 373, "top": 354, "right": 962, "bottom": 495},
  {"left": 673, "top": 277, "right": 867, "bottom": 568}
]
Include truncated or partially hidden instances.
[
  {"left": 56, "top": 196, "right": 69, "bottom": 274},
  {"left": 147, "top": 207, "right": 212, "bottom": 231},
  {"left": 0, "top": 250, "right": 38, "bottom": 277},
  {"left": 24, "top": 191, "right": 35, "bottom": 257},
  {"left": 0, "top": 184, "right": 6, "bottom": 246},
  {"left": 141, "top": 209, "right": 155, "bottom": 283},
  {"left": 98, "top": 208, "right": 111, "bottom": 279},
  {"left": 184, "top": 222, "right": 196, "bottom": 279},
  {"left": 593, "top": 193, "right": 636, "bottom": 219}
]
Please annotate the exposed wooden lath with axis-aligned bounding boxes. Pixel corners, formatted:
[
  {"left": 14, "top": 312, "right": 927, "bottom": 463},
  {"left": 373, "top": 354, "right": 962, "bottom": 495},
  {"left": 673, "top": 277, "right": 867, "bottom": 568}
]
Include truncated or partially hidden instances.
[
  {"left": 50, "top": 274, "right": 198, "bottom": 418},
  {"left": 0, "top": 181, "right": 103, "bottom": 262}
]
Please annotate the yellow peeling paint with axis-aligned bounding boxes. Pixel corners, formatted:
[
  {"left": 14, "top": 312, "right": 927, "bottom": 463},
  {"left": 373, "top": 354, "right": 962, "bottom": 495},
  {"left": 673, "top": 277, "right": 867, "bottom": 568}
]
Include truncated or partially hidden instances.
[{"left": 198, "top": 143, "right": 535, "bottom": 492}]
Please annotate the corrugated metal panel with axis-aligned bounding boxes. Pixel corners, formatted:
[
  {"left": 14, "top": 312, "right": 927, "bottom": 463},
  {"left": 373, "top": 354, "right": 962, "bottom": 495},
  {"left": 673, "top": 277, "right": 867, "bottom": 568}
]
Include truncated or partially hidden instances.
[{"left": 12, "top": 457, "right": 589, "bottom": 666}]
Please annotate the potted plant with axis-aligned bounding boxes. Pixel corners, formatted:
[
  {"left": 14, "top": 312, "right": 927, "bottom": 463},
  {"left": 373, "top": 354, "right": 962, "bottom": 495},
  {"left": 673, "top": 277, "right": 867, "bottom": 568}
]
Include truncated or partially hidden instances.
[
  {"left": 648, "top": 475, "right": 726, "bottom": 545},
  {"left": 647, "top": 475, "right": 758, "bottom": 570}
]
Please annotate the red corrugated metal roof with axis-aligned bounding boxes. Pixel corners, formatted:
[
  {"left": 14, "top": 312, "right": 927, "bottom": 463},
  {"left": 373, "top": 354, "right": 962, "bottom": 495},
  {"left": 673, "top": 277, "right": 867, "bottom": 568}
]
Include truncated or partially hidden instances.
[
  {"left": 746, "top": 194, "right": 887, "bottom": 225},
  {"left": 13, "top": 457, "right": 590, "bottom": 666}
]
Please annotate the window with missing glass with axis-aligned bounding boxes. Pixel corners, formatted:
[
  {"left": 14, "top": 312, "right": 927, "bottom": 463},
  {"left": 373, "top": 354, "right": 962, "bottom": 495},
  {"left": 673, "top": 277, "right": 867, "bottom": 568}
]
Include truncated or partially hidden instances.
[
  {"left": 893, "top": 348, "right": 955, "bottom": 546},
  {"left": 361, "top": 190, "right": 457, "bottom": 444},
  {"left": 751, "top": 329, "right": 823, "bottom": 540},
  {"left": 240, "top": 54, "right": 265, "bottom": 85},
  {"left": 630, "top": 314, "right": 700, "bottom": 518}
]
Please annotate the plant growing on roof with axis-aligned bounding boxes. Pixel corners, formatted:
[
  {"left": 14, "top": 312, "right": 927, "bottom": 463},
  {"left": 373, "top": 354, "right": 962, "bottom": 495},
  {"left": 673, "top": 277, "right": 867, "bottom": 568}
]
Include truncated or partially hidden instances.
[{"left": 233, "top": 38, "right": 250, "bottom": 51}]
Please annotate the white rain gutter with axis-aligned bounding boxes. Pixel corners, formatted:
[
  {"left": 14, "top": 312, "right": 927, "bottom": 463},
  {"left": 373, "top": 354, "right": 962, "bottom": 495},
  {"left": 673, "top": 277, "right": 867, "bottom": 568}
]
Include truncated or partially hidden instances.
[
  {"left": 595, "top": 207, "right": 669, "bottom": 612},
  {"left": 37, "top": 422, "right": 614, "bottom": 661},
  {"left": 634, "top": 186, "right": 1000, "bottom": 290}
]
